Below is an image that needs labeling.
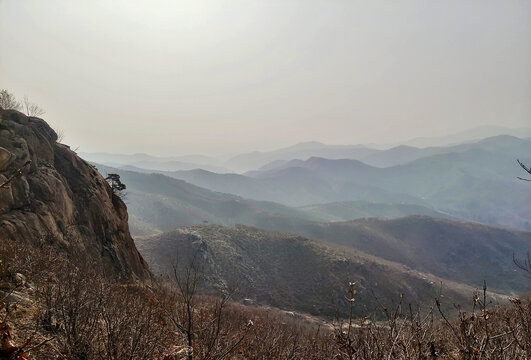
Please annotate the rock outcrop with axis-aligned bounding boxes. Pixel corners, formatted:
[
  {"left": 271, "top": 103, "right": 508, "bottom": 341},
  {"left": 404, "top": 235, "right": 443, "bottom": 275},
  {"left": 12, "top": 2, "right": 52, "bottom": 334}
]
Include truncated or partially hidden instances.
[{"left": 0, "top": 108, "right": 149, "bottom": 279}]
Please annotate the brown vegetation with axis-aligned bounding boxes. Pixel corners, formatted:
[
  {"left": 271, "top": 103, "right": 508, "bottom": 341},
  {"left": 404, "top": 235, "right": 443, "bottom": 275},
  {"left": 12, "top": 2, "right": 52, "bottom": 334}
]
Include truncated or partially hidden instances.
[{"left": 0, "top": 237, "right": 531, "bottom": 359}]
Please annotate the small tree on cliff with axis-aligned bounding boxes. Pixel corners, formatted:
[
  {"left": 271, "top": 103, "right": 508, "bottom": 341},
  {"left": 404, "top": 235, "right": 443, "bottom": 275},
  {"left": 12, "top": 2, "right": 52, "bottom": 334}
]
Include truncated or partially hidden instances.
[{"left": 105, "top": 173, "right": 126, "bottom": 198}]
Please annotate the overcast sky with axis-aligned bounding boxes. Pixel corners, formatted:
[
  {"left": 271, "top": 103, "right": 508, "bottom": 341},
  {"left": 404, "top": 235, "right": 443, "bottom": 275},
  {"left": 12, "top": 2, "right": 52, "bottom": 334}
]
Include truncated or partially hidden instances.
[{"left": 1, "top": 0, "right": 530, "bottom": 156}]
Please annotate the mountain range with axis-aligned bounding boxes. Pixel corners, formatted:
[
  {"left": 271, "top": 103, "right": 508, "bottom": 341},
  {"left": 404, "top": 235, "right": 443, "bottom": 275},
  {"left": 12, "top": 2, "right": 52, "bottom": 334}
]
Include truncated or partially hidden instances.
[
  {"left": 87, "top": 129, "right": 531, "bottom": 318},
  {"left": 94, "top": 162, "right": 531, "bottom": 303},
  {"left": 136, "top": 136, "right": 530, "bottom": 231},
  {"left": 93, "top": 164, "right": 457, "bottom": 237},
  {"left": 81, "top": 126, "right": 531, "bottom": 173},
  {"left": 3, "top": 108, "right": 530, "bottom": 326}
]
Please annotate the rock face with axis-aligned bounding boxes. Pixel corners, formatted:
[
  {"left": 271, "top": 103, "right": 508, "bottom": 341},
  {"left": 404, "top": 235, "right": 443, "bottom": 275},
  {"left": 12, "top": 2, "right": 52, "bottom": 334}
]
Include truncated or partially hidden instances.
[{"left": 0, "top": 109, "right": 149, "bottom": 279}]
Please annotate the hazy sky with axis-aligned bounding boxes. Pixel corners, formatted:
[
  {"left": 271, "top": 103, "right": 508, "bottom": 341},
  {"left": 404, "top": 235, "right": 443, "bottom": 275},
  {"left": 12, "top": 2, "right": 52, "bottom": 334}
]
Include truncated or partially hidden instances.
[{"left": 1, "top": 0, "right": 530, "bottom": 155}]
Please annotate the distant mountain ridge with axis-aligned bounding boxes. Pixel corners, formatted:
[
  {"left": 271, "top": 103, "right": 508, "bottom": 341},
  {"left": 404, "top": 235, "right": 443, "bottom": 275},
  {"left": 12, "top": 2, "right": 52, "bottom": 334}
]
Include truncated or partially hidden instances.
[
  {"left": 299, "top": 200, "right": 458, "bottom": 222},
  {"left": 95, "top": 163, "right": 461, "bottom": 237},
  {"left": 94, "top": 133, "right": 531, "bottom": 233},
  {"left": 249, "top": 135, "right": 530, "bottom": 171},
  {"left": 401, "top": 125, "right": 531, "bottom": 148},
  {"left": 164, "top": 136, "right": 531, "bottom": 231},
  {"left": 94, "top": 164, "right": 324, "bottom": 236},
  {"left": 80, "top": 151, "right": 227, "bottom": 173},
  {"left": 81, "top": 126, "right": 531, "bottom": 173},
  {"left": 224, "top": 142, "right": 377, "bottom": 172}
]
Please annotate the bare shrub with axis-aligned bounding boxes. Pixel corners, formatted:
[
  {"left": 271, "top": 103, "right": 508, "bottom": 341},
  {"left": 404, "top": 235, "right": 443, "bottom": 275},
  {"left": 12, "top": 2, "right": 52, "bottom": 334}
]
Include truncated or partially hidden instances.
[
  {"left": 2, "top": 235, "right": 531, "bottom": 359},
  {"left": 0, "top": 90, "right": 22, "bottom": 111},
  {"left": 95, "top": 283, "right": 170, "bottom": 360},
  {"left": 329, "top": 281, "right": 531, "bottom": 359},
  {"left": 22, "top": 96, "right": 45, "bottom": 117},
  {"left": 0, "top": 90, "right": 45, "bottom": 117}
]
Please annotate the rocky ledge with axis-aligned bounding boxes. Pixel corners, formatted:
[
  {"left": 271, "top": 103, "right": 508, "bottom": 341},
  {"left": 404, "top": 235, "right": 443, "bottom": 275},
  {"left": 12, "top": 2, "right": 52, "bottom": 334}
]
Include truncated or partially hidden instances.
[{"left": 0, "top": 108, "right": 149, "bottom": 279}]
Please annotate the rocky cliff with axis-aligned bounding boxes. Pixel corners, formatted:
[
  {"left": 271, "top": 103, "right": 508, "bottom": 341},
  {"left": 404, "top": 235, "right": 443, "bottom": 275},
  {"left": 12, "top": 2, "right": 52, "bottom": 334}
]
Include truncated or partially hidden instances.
[{"left": 0, "top": 108, "right": 149, "bottom": 279}]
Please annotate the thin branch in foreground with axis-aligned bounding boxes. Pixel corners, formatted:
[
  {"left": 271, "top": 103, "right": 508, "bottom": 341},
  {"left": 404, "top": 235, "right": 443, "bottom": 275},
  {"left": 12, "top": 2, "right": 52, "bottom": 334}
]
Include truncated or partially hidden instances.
[
  {"left": 0, "top": 160, "right": 32, "bottom": 189},
  {"left": 517, "top": 159, "right": 531, "bottom": 175}
]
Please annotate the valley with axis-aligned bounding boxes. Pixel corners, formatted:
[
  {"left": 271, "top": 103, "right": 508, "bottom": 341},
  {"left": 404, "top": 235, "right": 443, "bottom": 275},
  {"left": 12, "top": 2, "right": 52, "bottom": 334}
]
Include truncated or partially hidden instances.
[{"left": 89, "top": 134, "right": 531, "bottom": 311}]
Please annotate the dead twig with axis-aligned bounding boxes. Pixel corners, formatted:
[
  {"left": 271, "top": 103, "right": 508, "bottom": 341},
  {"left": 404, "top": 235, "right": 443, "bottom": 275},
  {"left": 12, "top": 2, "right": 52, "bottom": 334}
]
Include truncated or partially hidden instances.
[{"left": 0, "top": 160, "right": 32, "bottom": 189}]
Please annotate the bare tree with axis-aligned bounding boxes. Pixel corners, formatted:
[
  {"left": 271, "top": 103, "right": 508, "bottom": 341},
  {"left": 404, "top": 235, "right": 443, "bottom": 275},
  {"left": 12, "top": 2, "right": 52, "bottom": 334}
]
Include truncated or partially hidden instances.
[
  {"left": 0, "top": 90, "right": 45, "bottom": 117},
  {"left": 158, "top": 249, "right": 253, "bottom": 360},
  {"left": 514, "top": 159, "right": 531, "bottom": 273},
  {"left": 0, "top": 90, "right": 21, "bottom": 111},
  {"left": 513, "top": 251, "right": 531, "bottom": 276},
  {"left": 22, "top": 96, "right": 45, "bottom": 117},
  {"left": 54, "top": 127, "right": 65, "bottom": 143},
  {"left": 169, "top": 250, "right": 204, "bottom": 360},
  {"left": 97, "top": 284, "right": 168, "bottom": 360}
]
